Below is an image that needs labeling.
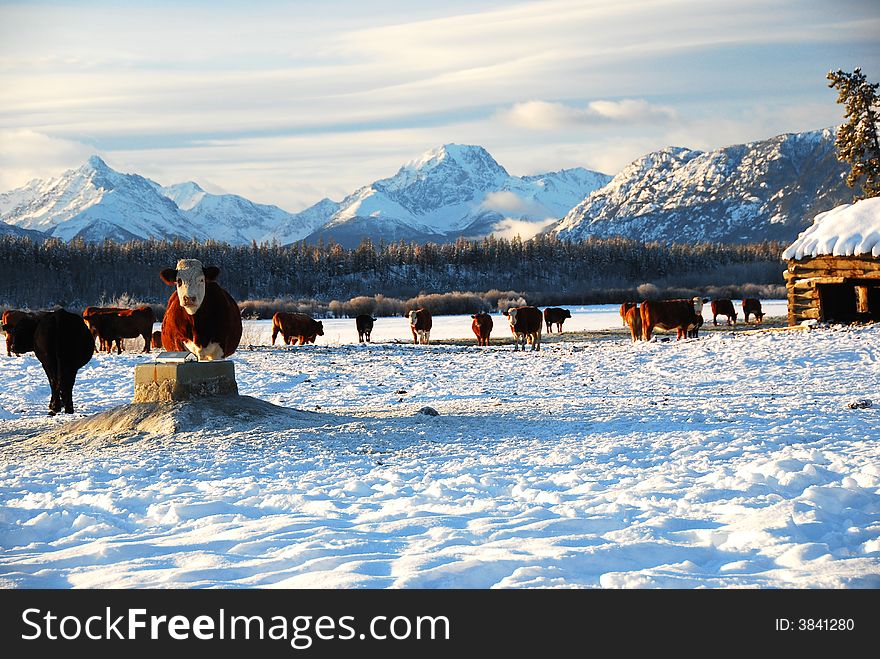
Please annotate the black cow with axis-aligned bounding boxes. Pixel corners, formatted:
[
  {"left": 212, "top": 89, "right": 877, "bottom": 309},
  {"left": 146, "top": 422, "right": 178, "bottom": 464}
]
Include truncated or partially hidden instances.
[
  {"left": 5, "top": 309, "right": 94, "bottom": 414},
  {"left": 356, "top": 314, "right": 377, "bottom": 343}
]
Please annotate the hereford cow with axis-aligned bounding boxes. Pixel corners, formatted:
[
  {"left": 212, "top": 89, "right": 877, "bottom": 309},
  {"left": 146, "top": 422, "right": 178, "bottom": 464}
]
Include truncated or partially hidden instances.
[
  {"left": 686, "top": 298, "right": 707, "bottom": 338},
  {"left": 711, "top": 299, "right": 737, "bottom": 326},
  {"left": 624, "top": 304, "right": 642, "bottom": 341},
  {"left": 2, "top": 309, "right": 42, "bottom": 356},
  {"left": 619, "top": 302, "right": 636, "bottom": 327},
  {"left": 640, "top": 298, "right": 703, "bottom": 341},
  {"left": 356, "top": 314, "right": 377, "bottom": 343},
  {"left": 160, "top": 259, "right": 242, "bottom": 360},
  {"left": 471, "top": 312, "right": 493, "bottom": 346},
  {"left": 408, "top": 308, "right": 432, "bottom": 344},
  {"left": 272, "top": 312, "right": 324, "bottom": 346},
  {"left": 742, "top": 299, "right": 764, "bottom": 324},
  {"left": 503, "top": 306, "right": 542, "bottom": 351},
  {"left": 87, "top": 306, "right": 156, "bottom": 354},
  {"left": 151, "top": 330, "right": 163, "bottom": 349},
  {"left": 5, "top": 309, "right": 94, "bottom": 414},
  {"left": 543, "top": 307, "right": 571, "bottom": 333}
]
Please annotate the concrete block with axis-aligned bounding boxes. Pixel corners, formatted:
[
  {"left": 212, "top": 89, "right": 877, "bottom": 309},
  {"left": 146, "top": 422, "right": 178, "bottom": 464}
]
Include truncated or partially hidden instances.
[{"left": 133, "top": 361, "right": 238, "bottom": 403}]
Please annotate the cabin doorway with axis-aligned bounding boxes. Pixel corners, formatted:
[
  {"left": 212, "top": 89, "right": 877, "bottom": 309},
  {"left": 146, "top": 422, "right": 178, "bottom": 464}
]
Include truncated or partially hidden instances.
[{"left": 818, "top": 281, "right": 880, "bottom": 323}]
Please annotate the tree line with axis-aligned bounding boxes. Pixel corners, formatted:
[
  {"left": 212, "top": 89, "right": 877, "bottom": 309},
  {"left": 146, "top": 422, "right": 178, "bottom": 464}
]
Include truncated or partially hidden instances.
[{"left": 0, "top": 234, "right": 785, "bottom": 314}]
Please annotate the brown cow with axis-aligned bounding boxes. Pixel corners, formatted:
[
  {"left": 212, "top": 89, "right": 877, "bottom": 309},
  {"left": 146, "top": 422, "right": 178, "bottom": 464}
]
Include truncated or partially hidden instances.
[
  {"left": 408, "top": 308, "right": 432, "bottom": 344},
  {"left": 641, "top": 298, "right": 703, "bottom": 341},
  {"left": 272, "top": 312, "right": 324, "bottom": 346},
  {"left": 87, "top": 306, "right": 156, "bottom": 354},
  {"left": 160, "top": 259, "right": 243, "bottom": 360},
  {"left": 619, "top": 302, "right": 636, "bottom": 327},
  {"left": 471, "top": 312, "right": 493, "bottom": 346},
  {"left": 151, "top": 330, "right": 163, "bottom": 349},
  {"left": 625, "top": 304, "right": 642, "bottom": 341},
  {"left": 356, "top": 314, "right": 377, "bottom": 343},
  {"left": 83, "top": 306, "right": 126, "bottom": 353},
  {"left": 503, "top": 306, "right": 542, "bottom": 351},
  {"left": 543, "top": 307, "right": 571, "bottom": 333},
  {"left": 2, "top": 309, "right": 43, "bottom": 356},
  {"left": 742, "top": 299, "right": 764, "bottom": 324},
  {"left": 711, "top": 299, "right": 737, "bottom": 326}
]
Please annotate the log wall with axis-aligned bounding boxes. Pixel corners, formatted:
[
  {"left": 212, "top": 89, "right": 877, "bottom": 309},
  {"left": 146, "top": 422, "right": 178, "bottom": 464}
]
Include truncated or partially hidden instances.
[{"left": 784, "top": 255, "right": 880, "bottom": 325}]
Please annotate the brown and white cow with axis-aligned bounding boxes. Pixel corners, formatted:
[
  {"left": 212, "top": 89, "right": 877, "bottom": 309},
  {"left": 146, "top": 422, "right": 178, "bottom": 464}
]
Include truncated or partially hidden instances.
[
  {"left": 86, "top": 306, "right": 156, "bottom": 354},
  {"left": 160, "top": 259, "right": 242, "bottom": 360},
  {"left": 471, "top": 312, "right": 493, "bottom": 346},
  {"left": 619, "top": 302, "right": 636, "bottom": 327},
  {"left": 272, "top": 312, "right": 324, "bottom": 346},
  {"left": 356, "top": 314, "right": 377, "bottom": 343},
  {"left": 711, "top": 299, "right": 737, "bottom": 326},
  {"left": 503, "top": 306, "right": 542, "bottom": 351},
  {"left": 742, "top": 299, "right": 764, "bottom": 324},
  {"left": 543, "top": 307, "right": 571, "bottom": 333},
  {"left": 624, "top": 304, "right": 642, "bottom": 342},
  {"left": 408, "top": 308, "right": 432, "bottom": 344},
  {"left": 640, "top": 298, "right": 703, "bottom": 341}
]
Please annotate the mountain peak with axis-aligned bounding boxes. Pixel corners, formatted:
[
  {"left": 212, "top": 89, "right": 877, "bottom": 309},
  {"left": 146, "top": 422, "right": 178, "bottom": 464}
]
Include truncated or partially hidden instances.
[{"left": 86, "top": 155, "right": 111, "bottom": 172}]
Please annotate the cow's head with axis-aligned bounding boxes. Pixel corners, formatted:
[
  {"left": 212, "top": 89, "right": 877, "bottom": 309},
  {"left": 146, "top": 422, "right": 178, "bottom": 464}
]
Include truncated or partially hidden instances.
[
  {"left": 160, "top": 259, "right": 220, "bottom": 316},
  {"left": 408, "top": 310, "right": 418, "bottom": 326},
  {"left": 563, "top": 309, "right": 572, "bottom": 319},
  {"left": 7, "top": 316, "right": 37, "bottom": 354},
  {"left": 506, "top": 308, "right": 518, "bottom": 326},
  {"left": 316, "top": 321, "right": 325, "bottom": 336},
  {"left": 692, "top": 297, "right": 705, "bottom": 314}
]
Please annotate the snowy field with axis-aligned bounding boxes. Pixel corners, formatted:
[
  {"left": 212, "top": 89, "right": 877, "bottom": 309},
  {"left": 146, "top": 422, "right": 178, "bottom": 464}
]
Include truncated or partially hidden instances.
[{"left": 0, "top": 303, "right": 878, "bottom": 589}]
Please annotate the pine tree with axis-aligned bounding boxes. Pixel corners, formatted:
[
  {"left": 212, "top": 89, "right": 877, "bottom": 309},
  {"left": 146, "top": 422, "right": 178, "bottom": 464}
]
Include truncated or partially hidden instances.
[{"left": 827, "top": 67, "right": 880, "bottom": 199}]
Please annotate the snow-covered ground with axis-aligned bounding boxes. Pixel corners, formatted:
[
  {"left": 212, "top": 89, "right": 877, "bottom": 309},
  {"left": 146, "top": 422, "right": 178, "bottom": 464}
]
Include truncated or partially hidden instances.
[{"left": 0, "top": 307, "right": 878, "bottom": 589}]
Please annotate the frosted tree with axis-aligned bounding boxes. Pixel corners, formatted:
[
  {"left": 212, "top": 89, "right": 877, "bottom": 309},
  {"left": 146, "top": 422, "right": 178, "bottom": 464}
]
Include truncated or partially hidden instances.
[{"left": 827, "top": 67, "right": 880, "bottom": 199}]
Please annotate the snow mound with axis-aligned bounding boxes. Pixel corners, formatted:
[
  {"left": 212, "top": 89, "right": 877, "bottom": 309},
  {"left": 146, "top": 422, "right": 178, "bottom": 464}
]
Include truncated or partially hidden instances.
[
  {"left": 29, "top": 395, "right": 330, "bottom": 450},
  {"left": 783, "top": 197, "right": 880, "bottom": 259}
]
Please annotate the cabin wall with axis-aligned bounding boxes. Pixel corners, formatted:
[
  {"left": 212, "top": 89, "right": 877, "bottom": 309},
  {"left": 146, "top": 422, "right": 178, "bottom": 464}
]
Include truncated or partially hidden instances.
[{"left": 784, "top": 256, "right": 880, "bottom": 325}]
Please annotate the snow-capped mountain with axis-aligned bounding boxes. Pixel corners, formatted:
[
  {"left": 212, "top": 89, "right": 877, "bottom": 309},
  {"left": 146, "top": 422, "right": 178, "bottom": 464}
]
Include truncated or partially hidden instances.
[
  {"left": 553, "top": 128, "right": 852, "bottom": 244},
  {"left": 0, "top": 156, "right": 205, "bottom": 243},
  {"left": 288, "top": 144, "right": 611, "bottom": 247},
  {"left": 155, "top": 182, "right": 311, "bottom": 245},
  {"left": 0, "top": 157, "right": 311, "bottom": 245}
]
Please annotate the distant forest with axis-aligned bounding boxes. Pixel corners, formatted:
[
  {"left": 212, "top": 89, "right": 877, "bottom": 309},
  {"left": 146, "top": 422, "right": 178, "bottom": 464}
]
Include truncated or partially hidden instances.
[{"left": 0, "top": 235, "right": 786, "bottom": 317}]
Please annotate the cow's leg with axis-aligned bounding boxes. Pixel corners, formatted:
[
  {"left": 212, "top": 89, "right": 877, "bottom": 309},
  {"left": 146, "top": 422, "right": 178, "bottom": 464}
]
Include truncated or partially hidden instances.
[
  {"left": 38, "top": 359, "right": 61, "bottom": 414},
  {"left": 59, "top": 365, "right": 77, "bottom": 414},
  {"left": 272, "top": 325, "right": 279, "bottom": 345},
  {"left": 116, "top": 338, "right": 122, "bottom": 355},
  {"left": 143, "top": 332, "right": 151, "bottom": 353},
  {"left": 366, "top": 332, "right": 370, "bottom": 343}
]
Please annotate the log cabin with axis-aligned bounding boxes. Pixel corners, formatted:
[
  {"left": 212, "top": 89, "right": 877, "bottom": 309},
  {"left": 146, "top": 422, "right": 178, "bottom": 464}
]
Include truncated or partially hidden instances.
[{"left": 782, "top": 198, "right": 880, "bottom": 325}]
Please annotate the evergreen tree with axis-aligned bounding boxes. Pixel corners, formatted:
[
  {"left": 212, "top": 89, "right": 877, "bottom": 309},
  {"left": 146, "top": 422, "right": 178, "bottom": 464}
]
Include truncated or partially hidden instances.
[{"left": 827, "top": 67, "right": 880, "bottom": 199}]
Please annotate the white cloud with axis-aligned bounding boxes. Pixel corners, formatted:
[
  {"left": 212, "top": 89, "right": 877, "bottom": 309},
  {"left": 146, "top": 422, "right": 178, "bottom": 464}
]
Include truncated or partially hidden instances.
[
  {"left": 480, "top": 191, "right": 549, "bottom": 217},
  {"left": 488, "top": 217, "right": 558, "bottom": 241},
  {"left": 0, "top": 129, "right": 95, "bottom": 192},
  {"left": 500, "top": 99, "right": 679, "bottom": 130}
]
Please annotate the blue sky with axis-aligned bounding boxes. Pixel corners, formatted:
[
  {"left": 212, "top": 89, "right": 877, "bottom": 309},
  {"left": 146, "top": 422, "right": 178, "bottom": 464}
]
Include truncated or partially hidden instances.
[{"left": 1, "top": 0, "right": 878, "bottom": 211}]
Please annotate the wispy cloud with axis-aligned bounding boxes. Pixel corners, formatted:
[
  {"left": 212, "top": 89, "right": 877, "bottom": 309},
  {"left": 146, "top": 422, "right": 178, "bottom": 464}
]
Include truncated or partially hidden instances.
[
  {"left": 0, "top": 0, "right": 876, "bottom": 209},
  {"left": 499, "top": 99, "right": 679, "bottom": 130}
]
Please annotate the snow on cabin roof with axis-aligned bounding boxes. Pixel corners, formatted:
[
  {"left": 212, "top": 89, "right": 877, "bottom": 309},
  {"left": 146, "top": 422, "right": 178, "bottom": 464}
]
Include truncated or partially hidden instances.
[{"left": 782, "top": 197, "right": 880, "bottom": 260}]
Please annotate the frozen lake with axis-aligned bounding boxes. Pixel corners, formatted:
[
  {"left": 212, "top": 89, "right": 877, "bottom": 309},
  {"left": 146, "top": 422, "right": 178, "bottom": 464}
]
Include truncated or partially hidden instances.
[{"left": 243, "top": 299, "right": 790, "bottom": 345}]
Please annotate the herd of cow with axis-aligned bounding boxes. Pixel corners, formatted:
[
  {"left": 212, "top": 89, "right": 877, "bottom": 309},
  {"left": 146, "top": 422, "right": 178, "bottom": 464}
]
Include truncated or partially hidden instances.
[
  {"left": 1, "top": 257, "right": 766, "bottom": 416},
  {"left": 620, "top": 297, "right": 765, "bottom": 342}
]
